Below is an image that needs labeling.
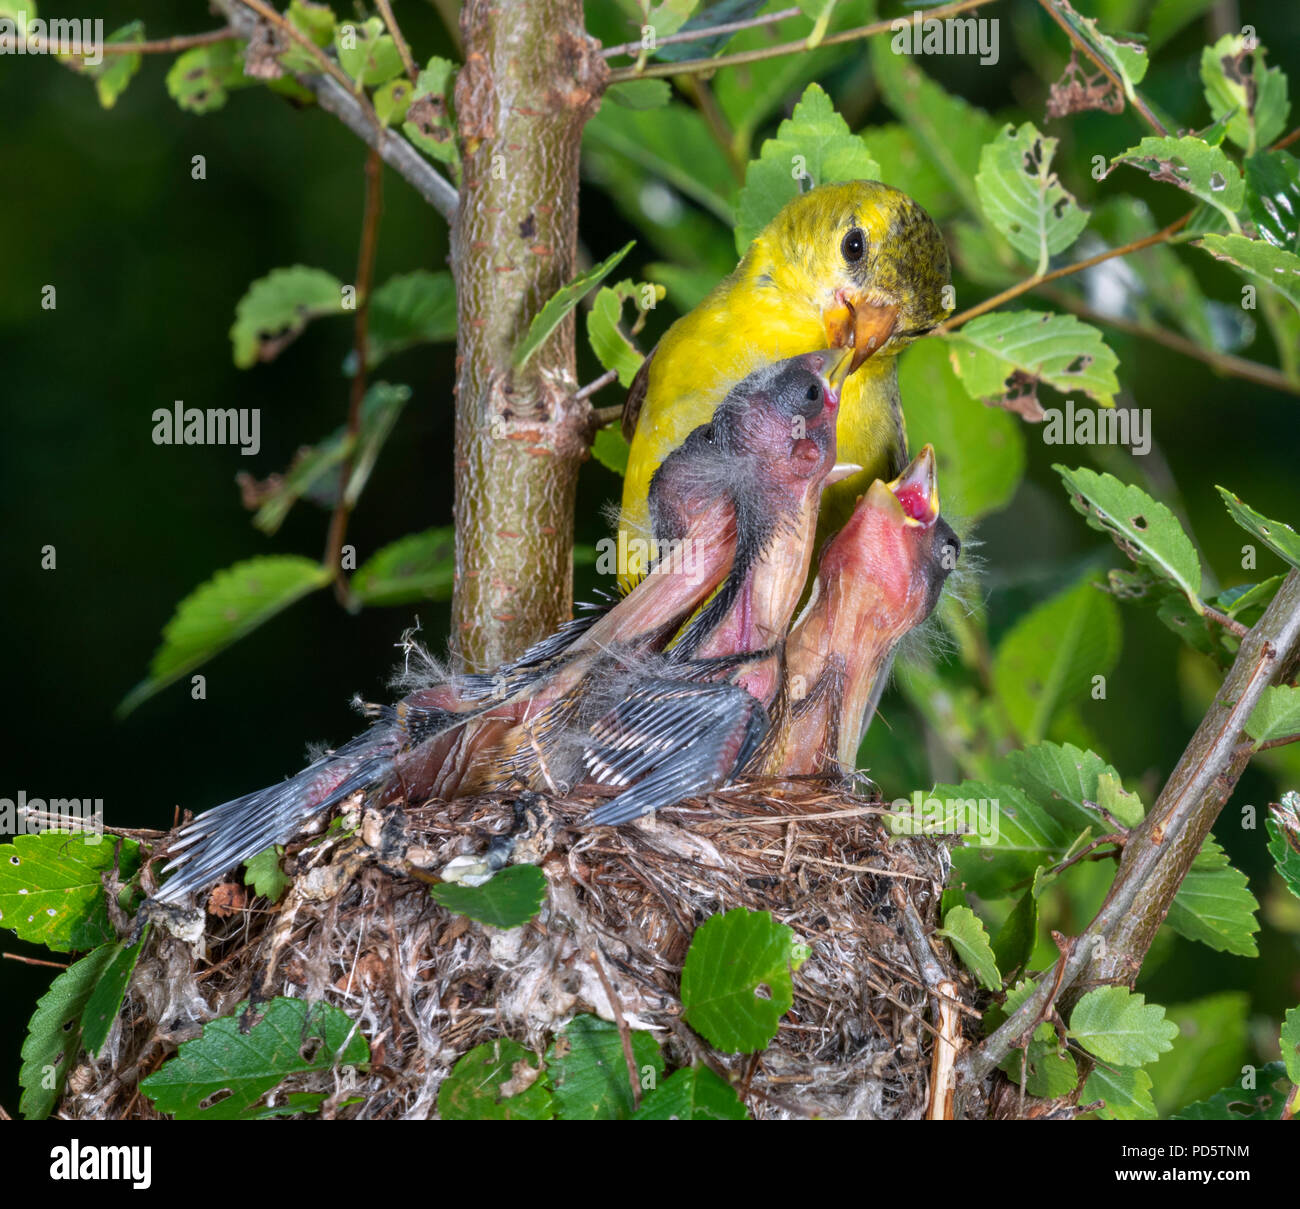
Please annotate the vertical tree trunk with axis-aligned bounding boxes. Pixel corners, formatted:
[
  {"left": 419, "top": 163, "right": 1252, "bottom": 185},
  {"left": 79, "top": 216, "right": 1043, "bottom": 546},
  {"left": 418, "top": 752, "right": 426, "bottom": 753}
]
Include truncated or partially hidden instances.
[{"left": 450, "top": 0, "right": 606, "bottom": 670}]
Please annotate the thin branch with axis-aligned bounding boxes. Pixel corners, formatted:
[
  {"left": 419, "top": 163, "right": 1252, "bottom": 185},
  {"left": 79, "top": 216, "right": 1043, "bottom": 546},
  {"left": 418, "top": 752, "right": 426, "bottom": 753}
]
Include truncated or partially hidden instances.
[
  {"left": 607, "top": 0, "right": 1000, "bottom": 83},
  {"left": 376, "top": 0, "right": 420, "bottom": 85},
  {"left": 1202, "top": 603, "right": 1251, "bottom": 639},
  {"left": 93, "top": 29, "right": 236, "bottom": 55},
  {"left": 939, "top": 213, "right": 1191, "bottom": 332},
  {"left": 590, "top": 949, "right": 641, "bottom": 1110},
  {"left": 966, "top": 569, "right": 1300, "bottom": 1084},
  {"left": 3, "top": 951, "right": 69, "bottom": 970},
  {"left": 212, "top": 0, "right": 458, "bottom": 220},
  {"left": 575, "top": 370, "right": 619, "bottom": 401},
  {"left": 1235, "top": 732, "right": 1300, "bottom": 758},
  {"left": 602, "top": 6, "right": 800, "bottom": 58},
  {"left": 1037, "top": 0, "right": 1168, "bottom": 135},
  {"left": 326, "top": 148, "right": 384, "bottom": 603},
  {"left": 1273, "top": 127, "right": 1300, "bottom": 152}
]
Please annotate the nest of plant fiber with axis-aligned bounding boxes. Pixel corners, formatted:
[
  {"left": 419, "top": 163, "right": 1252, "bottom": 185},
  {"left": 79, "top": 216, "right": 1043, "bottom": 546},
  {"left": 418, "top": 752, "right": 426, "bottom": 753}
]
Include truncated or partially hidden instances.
[{"left": 60, "top": 777, "right": 975, "bottom": 1120}]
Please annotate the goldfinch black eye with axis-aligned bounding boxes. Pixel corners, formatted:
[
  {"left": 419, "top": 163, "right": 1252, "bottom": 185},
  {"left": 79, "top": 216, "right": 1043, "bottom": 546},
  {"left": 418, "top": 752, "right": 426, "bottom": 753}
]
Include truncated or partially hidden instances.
[{"left": 841, "top": 227, "right": 866, "bottom": 264}]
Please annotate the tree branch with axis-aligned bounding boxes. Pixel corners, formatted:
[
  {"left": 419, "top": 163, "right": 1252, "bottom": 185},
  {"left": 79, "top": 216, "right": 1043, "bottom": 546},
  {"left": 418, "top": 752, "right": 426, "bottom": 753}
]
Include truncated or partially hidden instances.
[
  {"left": 213, "top": 0, "right": 458, "bottom": 221},
  {"left": 965, "top": 569, "right": 1300, "bottom": 1084},
  {"left": 601, "top": 6, "right": 800, "bottom": 59},
  {"left": 606, "top": 0, "right": 1001, "bottom": 83},
  {"left": 450, "top": 0, "right": 607, "bottom": 668}
]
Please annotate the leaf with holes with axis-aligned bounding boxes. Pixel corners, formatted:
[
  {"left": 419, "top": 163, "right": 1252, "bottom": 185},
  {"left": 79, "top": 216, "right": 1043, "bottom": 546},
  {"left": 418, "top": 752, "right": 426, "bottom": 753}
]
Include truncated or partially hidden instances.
[
  {"left": 512, "top": 242, "right": 634, "bottom": 370},
  {"left": 1069, "top": 987, "right": 1178, "bottom": 1066},
  {"left": 1197, "top": 234, "right": 1300, "bottom": 315},
  {"left": 734, "top": 83, "right": 879, "bottom": 253},
  {"left": 19, "top": 943, "right": 120, "bottom": 1118},
  {"left": 230, "top": 266, "right": 347, "bottom": 368},
  {"left": 943, "top": 311, "right": 1119, "bottom": 409},
  {"left": 992, "top": 576, "right": 1122, "bottom": 744},
  {"left": 1172, "top": 1062, "right": 1289, "bottom": 1120},
  {"left": 431, "top": 864, "right": 547, "bottom": 929},
  {"left": 1200, "top": 33, "right": 1290, "bottom": 154},
  {"left": 1048, "top": 0, "right": 1148, "bottom": 96},
  {"left": 633, "top": 1064, "right": 748, "bottom": 1120},
  {"left": 140, "top": 998, "right": 369, "bottom": 1119},
  {"left": 1167, "top": 837, "right": 1259, "bottom": 956},
  {"left": 165, "top": 40, "right": 252, "bottom": 114},
  {"left": 438, "top": 1039, "right": 553, "bottom": 1120},
  {"left": 1111, "top": 136, "right": 1244, "bottom": 226},
  {"left": 1055, "top": 466, "right": 1203, "bottom": 610},
  {"left": 0, "top": 832, "right": 140, "bottom": 953},
  {"left": 118, "top": 557, "right": 333, "bottom": 716},
  {"left": 586, "top": 280, "right": 662, "bottom": 387},
  {"left": 976, "top": 122, "right": 1089, "bottom": 274},
  {"left": 1268, "top": 797, "right": 1300, "bottom": 899},
  {"left": 1216, "top": 486, "right": 1300, "bottom": 569},
  {"left": 352, "top": 527, "right": 455, "bottom": 607},
  {"left": 547, "top": 1014, "right": 664, "bottom": 1120},
  {"left": 403, "top": 56, "right": 458, "bottom": 167},
  {"left": 937, "top": 906, "right": 1001, "bottom": 991},
  {"left": 681, "top": 908, "right": 804, "bottom": 1052}
]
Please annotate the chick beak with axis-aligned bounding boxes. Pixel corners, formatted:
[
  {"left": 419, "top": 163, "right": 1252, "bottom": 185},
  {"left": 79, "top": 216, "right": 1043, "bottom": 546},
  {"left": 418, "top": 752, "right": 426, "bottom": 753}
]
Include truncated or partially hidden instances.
[
  {"left": 825, "top": 461, "right": 863, "bottom": 487},
  {"left": 887, "top": 443, "right": 940, "bottom": 525},
  {"left": 825, "top": 346, "right": 855, "bottom": 392},
  {"left": 824, "top": 290, "right": 901, "bottom": 372}
]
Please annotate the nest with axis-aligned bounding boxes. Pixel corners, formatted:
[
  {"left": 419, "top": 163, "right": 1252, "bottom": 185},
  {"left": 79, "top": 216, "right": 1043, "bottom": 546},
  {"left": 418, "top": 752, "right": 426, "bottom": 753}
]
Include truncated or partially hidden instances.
[{"left": 59, "top": 778, "right": 978, "bottom": 1120}]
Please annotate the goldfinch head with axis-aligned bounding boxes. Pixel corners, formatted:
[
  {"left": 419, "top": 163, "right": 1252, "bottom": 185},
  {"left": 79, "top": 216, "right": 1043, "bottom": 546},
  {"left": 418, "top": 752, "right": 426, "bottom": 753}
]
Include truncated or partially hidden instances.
[{"left": 745, "top": 181, "right": 953, "bottom": 370}]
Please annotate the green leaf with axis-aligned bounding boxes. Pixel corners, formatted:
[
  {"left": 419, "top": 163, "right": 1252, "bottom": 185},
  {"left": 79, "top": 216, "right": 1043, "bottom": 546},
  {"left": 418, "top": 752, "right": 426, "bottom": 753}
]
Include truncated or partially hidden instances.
[
  {"left": 1069, "top": 987, "right": 1178, "bottom": 1066},
  {"left": 586, "top": 279, "right": 661, "bottom": 387},
  {"left": 943, "top": 310, "right": 1120, "bottom": 409},
  {"left": 606, "top": 79, "right": 672, "bottom": 109},
  {"left": 937, "top": 906, "right": 1001, "bottom": 991},
  {"left": 140, "top": 997, "right": 369, "bottom": 1120},
  {"left": 591, "top": 425, "right": 631, "bottom": 477},
  {"left": 993, "top": 980, "right": 1079, "bottom": 1098},
  {"left": 1281, "top": 1008, "right": 1300, "bottom": 1086},
  {"left": 1055, "top": 466, "right": 1203, "bottom": 610},
  {"left": 372, "top": 77, "right": 414, "bottom": 127},
  {"left": 119, "top": 556, "right": 332, "bottom": 716},
  {"left": 250, "top": 384, "right": 410, "bottom": 534},
  {"left": 1111, "top": 136, "right": 1245, "bottom": 227},
  {"left": 1196, "top": 233, "right": 1300, "bottom": 315},
  {"left": 335, "top": 17, "right": 402, "bottom": 87},
  {"left": 869, "top": 39, "right": 999, "bottom": 218},
  {"left": 230, "top": 265, "right": 346, "bottom": 369},
  {"left": 992, "top": 576, "right": 1122, "bottom": 743},
  {"left": 899, "top": 339, "right": 1024, "bottom": 521},
  {"left": 998, "top": 741, "right": 1141, "bottom": 832},
  {"left": 680, "top": 907, "right": 802, "bottom": 1052},
  {"left": 1246, "top": 686, "right": 1300, "bottom": 745},
  {"left": 431, "top": 864, "right": 547, "bottom": 929},
  {"left": 437, "top": 1039, "right": 553, "bottom": 1120},
  {"left": 860, "top": 123, "right": 961, "bottom": 223},
  {"left": 402, "top": 57, "right": 458, "bottom": 168},
  {"left": 1172, "top": 1062, "right": 1289, "bottom": 1120},
  {"left": 1167, "top": 837, "right": 1260, "bottom": 956},
  {"left": 59, "top": 22, "right": 144, "bottom": 109},
  {"left": 244, "top": 847, "right": 290, "bottom": 902},
  {"left": 1082, "top": 1064, "right": 1157, "bottom": 1120},
  {"left": 288, "top": 0, "right": 335, "bottom": 46},
  {"left": 1147, "top": 0, "right": 1217, "bottom": 51},
  {"left": 1216, "top": 485, "right": 1300, "bottom": 569},
  {"left": 733, "top": 82, "right": 879, "bottom": 253},
  {"left": 1048, "top": 0, "right": 1148, "bottom": 95},
  {"left": 1267, "top": 796, "right": 1300, "bottom": 899},
  {"left": 1147, "top": 992, "right": 1249, "bottom": 1116},
  {"left": 165, "top": 40, "right": 251, "bottom": 115},
  {"left": 976, "top": 122, "right": 1089, "bottom": 275},
  {"left": 1245, "top": 150, "right": 1300, "bottom": 255},
  {"left": 638, "top": 0, "right": 700, "bottom": 40},
  {"left": 652, "top": 0, "right": 765, "bottom": 63},
  {"left": 0, "top": 832, "right": 140, "bottom": 953},
  {"left": 19, "top": 943, "right": 120, "bottom": 1119},
  {"left": 1200, "top": 34, "right": 1290, "bottom": 154},
  {"left": 352, "top": 527, "right": 455, "bottom": 608},
  {"left": 584, "top": 102, "right": 736, "bottom": 226},
  {"left": 81, "top": 937, "right": 145, "bottom": 1058},
  {"left": 991, "top": 889, "right": 1038, "bottom": 976},
  {"left": 632, "top": 1064, "right": 748, "bottom": 1120},
  {"left": 512, "top": 242, "right": 634, "bottom": 370},
  {"left": 547, "top": 1014, "right": 664, "bottom": 1120}
]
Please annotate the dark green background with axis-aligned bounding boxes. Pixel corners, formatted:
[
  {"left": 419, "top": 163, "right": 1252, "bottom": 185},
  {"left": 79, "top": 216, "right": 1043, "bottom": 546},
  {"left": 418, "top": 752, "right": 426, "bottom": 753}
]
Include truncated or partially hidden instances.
[{"left": 2, "top": 0, "right": 1298, "bottom": 1112}]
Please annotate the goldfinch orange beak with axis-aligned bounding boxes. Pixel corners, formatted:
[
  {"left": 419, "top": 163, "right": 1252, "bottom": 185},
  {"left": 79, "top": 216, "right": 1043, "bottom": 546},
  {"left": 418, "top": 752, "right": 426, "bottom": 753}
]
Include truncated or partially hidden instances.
[{"left": 823, "top": 290, "right": 901, "bottom": 372}]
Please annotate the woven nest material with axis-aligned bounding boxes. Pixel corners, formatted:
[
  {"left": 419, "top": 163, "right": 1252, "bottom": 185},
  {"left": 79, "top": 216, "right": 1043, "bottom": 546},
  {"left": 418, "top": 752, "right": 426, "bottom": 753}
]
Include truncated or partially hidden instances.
[{"left": 60, "top": 777, "right": 978, "bottom": 1120}]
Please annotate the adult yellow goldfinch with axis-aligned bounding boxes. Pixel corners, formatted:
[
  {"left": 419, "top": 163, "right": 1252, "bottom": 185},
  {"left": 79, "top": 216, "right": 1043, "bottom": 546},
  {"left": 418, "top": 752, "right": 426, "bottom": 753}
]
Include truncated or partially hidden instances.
[{"left": 619, "top": 181, "right": 951, "bottom": 583}]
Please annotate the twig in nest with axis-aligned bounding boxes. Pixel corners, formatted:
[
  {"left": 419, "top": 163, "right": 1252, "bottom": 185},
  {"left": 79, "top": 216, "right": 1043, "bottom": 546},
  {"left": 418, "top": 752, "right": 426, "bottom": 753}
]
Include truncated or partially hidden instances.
[{"left": 590, "top": 948, "right": 641, "bottom": 1111}]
